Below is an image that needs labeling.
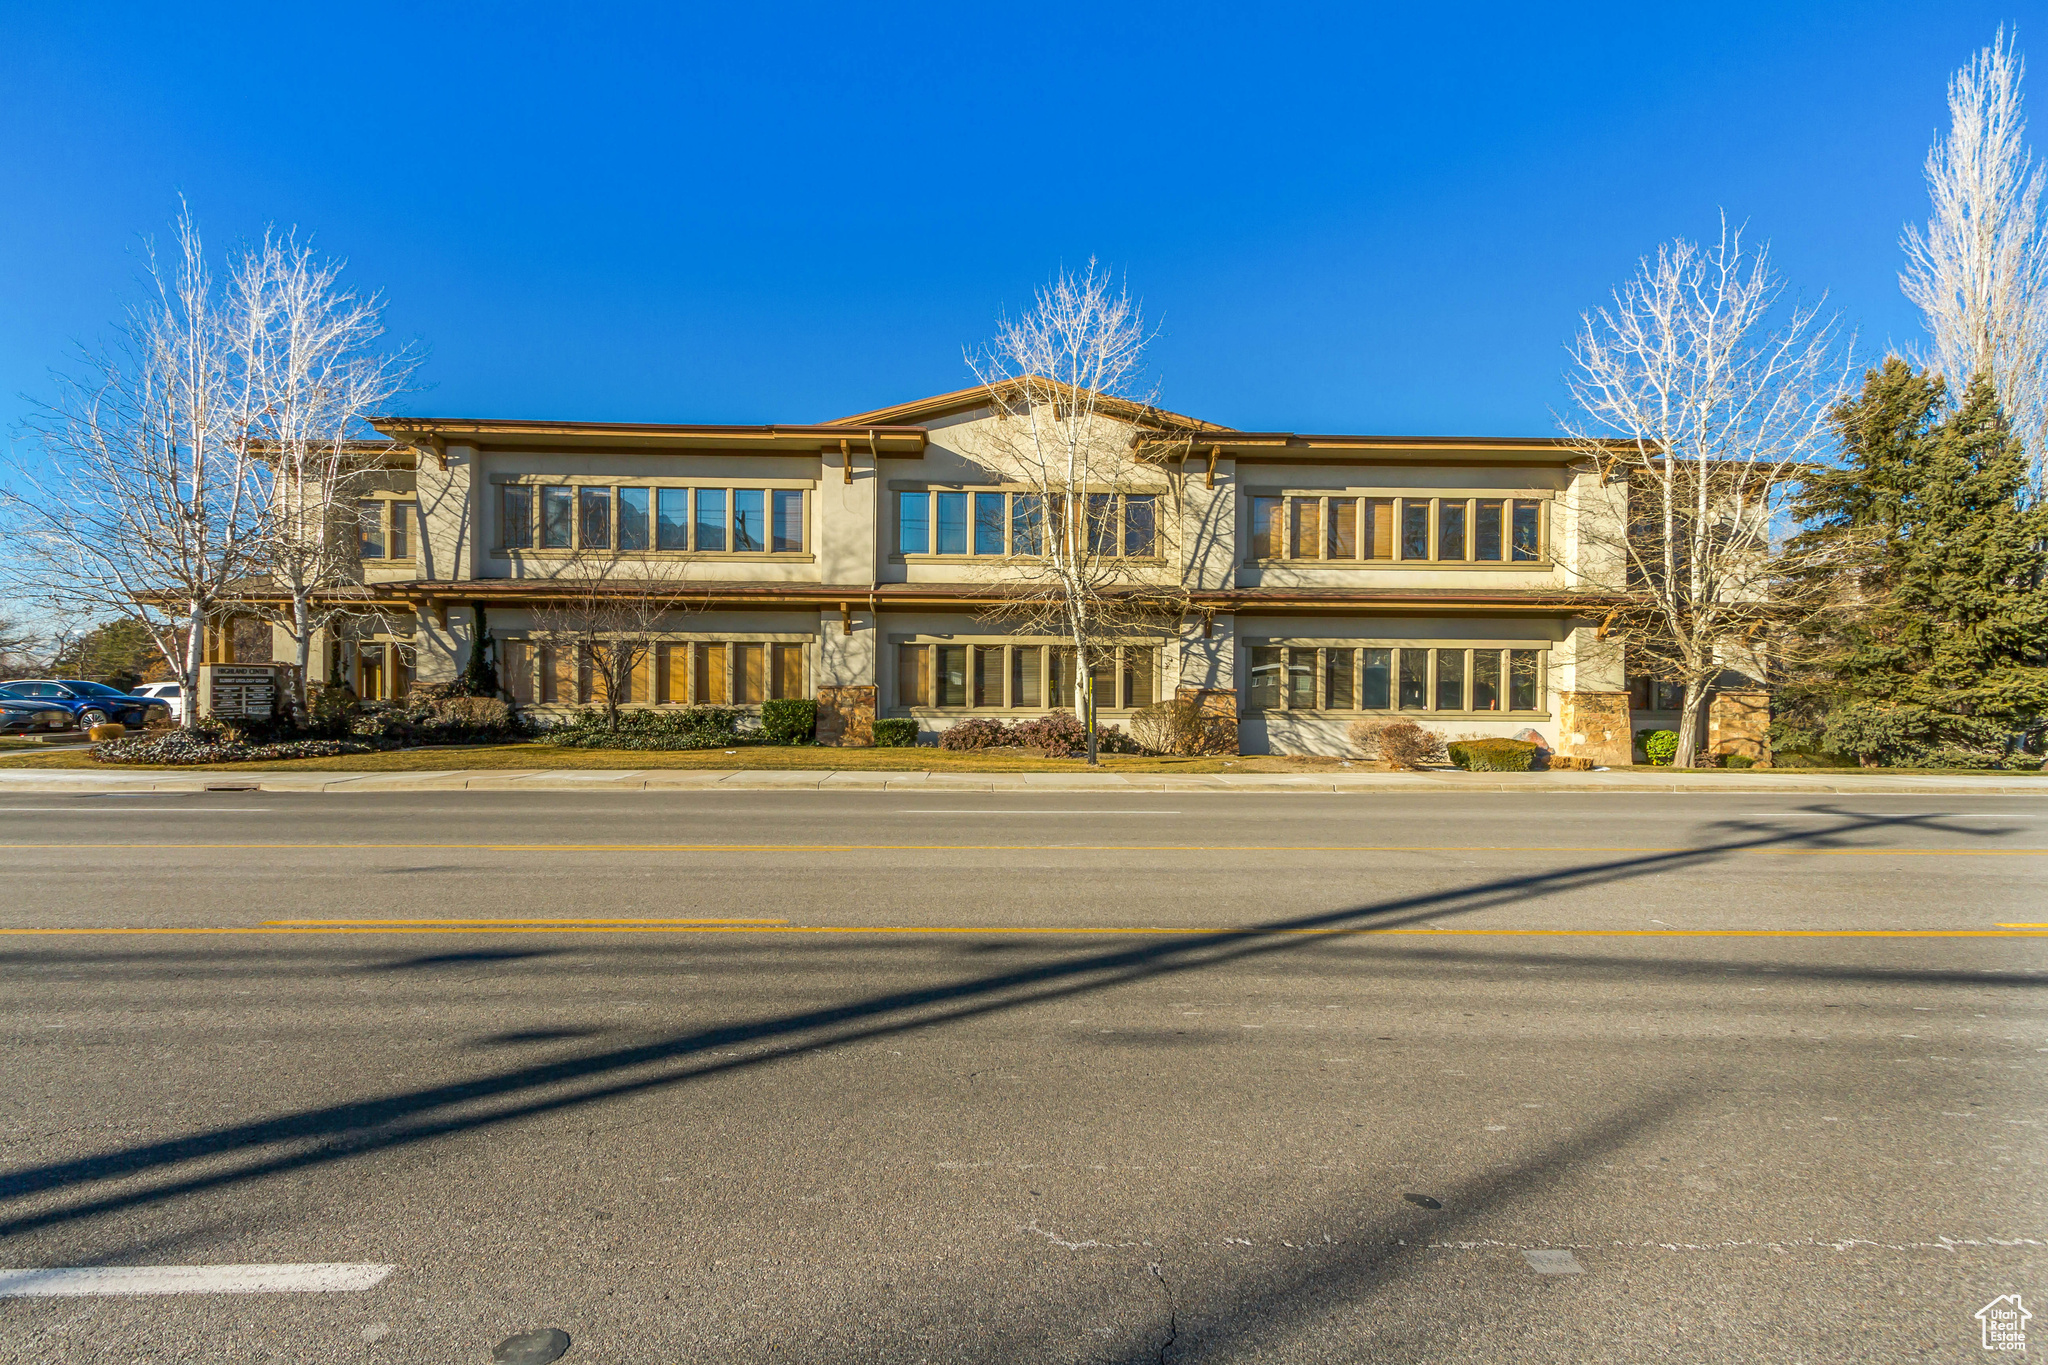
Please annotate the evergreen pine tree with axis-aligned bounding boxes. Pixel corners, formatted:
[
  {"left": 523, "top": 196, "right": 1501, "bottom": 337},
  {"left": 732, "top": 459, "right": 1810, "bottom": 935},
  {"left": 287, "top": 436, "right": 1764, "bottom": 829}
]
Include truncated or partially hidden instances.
[{"left": 1791, "top": 364, "right": 2048, "bottom": 765}]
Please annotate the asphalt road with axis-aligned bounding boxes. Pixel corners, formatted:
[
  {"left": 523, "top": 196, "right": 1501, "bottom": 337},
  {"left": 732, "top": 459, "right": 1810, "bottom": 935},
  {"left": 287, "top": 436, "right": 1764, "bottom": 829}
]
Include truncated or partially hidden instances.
[{"left": 0, "top": 791, "right": 2042, "bottom": 1363}]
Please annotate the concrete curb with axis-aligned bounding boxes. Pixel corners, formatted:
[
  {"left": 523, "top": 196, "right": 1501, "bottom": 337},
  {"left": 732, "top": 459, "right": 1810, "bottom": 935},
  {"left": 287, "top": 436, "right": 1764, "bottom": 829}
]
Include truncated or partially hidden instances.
[{"left": 0, "top": 768, "right": 2044, "bottom": 795}]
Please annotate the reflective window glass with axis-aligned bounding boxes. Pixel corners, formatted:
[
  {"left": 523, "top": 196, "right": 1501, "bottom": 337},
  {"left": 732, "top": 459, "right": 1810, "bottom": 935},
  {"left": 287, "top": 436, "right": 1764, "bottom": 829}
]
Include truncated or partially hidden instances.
[
  {"left": 695, "top": 488, "right": 726, "bottom": 552},
  {"left": 897, "top": 491, "right": 927, "bottom": 555},
  {"left": 772, "top": 489, "right": 803, "bottom": 553},
  {"left": 541, "top": 488, "right": 574, "bottom": 548},
  {"left": 733, "top": 489, "right": 764, "bottom": 552},
  {"left": 578, "top": 488, "right": 611, "bottom": 550},
  {"left": 973, "top": 493, "right": 1005, "bottom": 555},
  {"left": 617, "top": 487, "right": 649, "bottom": 551},
  {"left": 935, "top": 492, "right": 967, "bottom": 555},
  {"left": 656, "top": 488, "right": 689, "bottom": 550}
]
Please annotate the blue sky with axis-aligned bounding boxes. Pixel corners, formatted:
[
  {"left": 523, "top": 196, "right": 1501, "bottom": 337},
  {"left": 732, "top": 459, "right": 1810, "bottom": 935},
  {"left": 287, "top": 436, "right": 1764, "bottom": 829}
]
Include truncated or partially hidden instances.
[{"left": 2, "top": 1, "right": 2042, "bottom": 437}]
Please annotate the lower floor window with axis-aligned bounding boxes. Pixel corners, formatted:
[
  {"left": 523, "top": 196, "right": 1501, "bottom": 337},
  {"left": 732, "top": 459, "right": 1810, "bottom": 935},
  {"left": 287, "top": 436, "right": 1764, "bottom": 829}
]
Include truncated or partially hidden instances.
[
  {"left": 1248, "top": 644, "right": 1544, "bottom": 713},
  {"left": 503, "top": 639, "right": 806, "bottom": 706},
  {"left": 897, "top": 642, "right": 1157, "bottom": 711}
]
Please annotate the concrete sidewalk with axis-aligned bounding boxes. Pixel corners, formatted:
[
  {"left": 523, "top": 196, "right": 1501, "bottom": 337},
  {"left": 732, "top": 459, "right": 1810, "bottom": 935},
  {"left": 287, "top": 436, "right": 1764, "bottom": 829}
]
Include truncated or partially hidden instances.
[{"left": 0, "top": 767, "right": 2042, "bottom": 794}]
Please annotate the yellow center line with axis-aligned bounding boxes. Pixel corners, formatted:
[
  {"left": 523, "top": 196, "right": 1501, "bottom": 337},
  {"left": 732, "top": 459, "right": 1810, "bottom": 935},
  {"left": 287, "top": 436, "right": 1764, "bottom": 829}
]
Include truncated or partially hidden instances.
[
  {"left": 0, "top": 842, "right": 2042, "bottom": 857},
  {"left": 0, "top": 925, "right": 2043, "bottom": 939},
  {"left": 259, "top": 918, "right": 788, "bottom": 926}
]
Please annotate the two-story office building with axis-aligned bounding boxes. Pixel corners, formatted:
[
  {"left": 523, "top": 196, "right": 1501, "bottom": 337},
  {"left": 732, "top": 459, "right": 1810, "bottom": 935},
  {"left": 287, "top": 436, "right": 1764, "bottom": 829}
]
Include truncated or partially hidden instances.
[{"left": 244, "top": 383, "right": 1646, "bottom": 759}]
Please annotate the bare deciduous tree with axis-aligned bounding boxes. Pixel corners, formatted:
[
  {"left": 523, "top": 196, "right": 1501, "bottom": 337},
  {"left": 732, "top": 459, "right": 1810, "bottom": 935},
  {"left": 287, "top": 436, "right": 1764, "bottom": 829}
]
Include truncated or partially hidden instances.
[
  {"left": 1562, "top": 222, "right": 1851, "bottom": 768},
  {"left": 1903, "top": 28, "right": 2048, "bottom": 496},
  {"left": 2, "top": 208, "right": 270, "bottom": 724},
  {"left": 528, "top": 554, "right": 702, "bottom": 728},
  {"left": 965, "top": 262, "right": 1193, "bottom": 764},
  {"left": 233, "top": 232, "right": 418, "bottom": 710}
]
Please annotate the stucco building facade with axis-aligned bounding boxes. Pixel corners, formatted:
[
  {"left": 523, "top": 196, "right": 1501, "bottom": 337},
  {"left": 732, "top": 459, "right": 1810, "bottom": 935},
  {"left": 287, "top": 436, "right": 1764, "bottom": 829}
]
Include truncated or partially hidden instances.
[{"left": 245, "top": 384, "right": 1653, "bottom": 760}]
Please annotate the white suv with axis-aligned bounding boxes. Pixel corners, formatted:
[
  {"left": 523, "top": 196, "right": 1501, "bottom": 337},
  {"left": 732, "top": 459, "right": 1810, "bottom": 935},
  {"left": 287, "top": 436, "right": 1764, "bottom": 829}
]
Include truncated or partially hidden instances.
[{"left": 132, "top": 681, "right": 183, "bottom": 722}]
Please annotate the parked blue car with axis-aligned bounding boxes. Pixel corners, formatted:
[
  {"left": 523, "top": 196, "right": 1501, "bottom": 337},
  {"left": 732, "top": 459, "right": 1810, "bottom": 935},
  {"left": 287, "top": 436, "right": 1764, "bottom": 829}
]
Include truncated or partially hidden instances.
[{"left": 0, "top": 680, "right": 170, "bottom": 730}]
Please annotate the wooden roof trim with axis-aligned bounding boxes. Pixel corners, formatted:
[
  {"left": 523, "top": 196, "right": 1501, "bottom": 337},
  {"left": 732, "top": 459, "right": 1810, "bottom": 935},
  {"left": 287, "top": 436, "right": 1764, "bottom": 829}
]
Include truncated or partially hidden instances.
[{"left": 828, "top": 378, "right": 1222, "bottom": 434}]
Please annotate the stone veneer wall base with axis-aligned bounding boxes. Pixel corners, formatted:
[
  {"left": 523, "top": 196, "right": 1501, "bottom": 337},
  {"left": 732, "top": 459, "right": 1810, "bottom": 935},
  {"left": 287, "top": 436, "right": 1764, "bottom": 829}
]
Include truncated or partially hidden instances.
[
  {"left": 1556, "top": 690, "right": 1633, "bottom": 768},
  {"left": 1707, "top": 690, "right": 1772, "bottom": 766},
  {"left": 815, "top": 685, "right": 877, "bottom": 747}
]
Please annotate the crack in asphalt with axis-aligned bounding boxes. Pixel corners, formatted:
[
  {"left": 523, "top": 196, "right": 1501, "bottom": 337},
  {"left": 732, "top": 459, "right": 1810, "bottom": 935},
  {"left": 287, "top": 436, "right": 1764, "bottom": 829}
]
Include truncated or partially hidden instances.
[{"left": 1148, "top": 1261, "right": 1179, "bottom": 1365}]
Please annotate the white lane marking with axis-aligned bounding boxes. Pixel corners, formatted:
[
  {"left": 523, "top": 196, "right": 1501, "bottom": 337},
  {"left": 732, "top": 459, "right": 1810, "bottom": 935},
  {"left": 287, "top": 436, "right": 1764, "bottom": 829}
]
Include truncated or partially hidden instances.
[
  {"left": 896, "top": 810, "right": 1182, "bottom": 815},
  {"left": 0, "top": 808, "right": 272, "bottom": 813},
  {"left": 0, "top": 1263, "right": 394, "bottom": 1296},
  {"left": 1521, "top": 1249, "right": 1584, "bottom": 1275}
]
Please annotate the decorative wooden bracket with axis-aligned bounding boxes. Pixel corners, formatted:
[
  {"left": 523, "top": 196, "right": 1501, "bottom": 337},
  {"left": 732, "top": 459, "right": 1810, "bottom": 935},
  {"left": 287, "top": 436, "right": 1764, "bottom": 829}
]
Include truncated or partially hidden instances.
[
  {"left": 840, "top": 439, "right": 853, "bottom": 485},
  {"left": 1205, "top": 445, "right": 1220, "bottom": 489},
  {"left": 838, "top": 601, "right": 854, "bottom": 635}
]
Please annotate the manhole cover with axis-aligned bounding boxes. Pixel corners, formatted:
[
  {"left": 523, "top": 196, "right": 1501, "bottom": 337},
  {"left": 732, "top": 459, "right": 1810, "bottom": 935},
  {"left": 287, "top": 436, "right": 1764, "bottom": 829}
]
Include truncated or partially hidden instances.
[{"left": 493, "top": 1327, "right": 571, "bottom": 1364}]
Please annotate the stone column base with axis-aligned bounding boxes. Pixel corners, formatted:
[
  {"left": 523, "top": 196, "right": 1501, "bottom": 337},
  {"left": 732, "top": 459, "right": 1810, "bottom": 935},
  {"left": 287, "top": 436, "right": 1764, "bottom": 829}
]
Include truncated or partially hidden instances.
[
  {"left": 1557, "top": 690, "right": 1633, "bottom": 768},
  {"left": 1177, "top": 686, "right": 1239, "bottom": 756},
  {"left": 815, "top": 685, "right": 876, "bottom": 747},
  {"left": 1708, "top": 690, "right": 1771, "bottom": 766}
]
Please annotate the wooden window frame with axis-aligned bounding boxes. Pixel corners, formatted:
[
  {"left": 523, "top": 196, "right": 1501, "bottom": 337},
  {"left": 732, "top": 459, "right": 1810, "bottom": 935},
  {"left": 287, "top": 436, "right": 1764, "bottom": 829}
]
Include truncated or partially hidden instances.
[
  {"left": 1241, "top": 638, "right": 1551, "bottom": 717},
  {"left": 355, "top": 495, "right": 419, "bottom": 563},
  {"left": 1243, "top": 491, "right": 1552, "bottom": 568},
  {"left": 885, "top": 636, "right": 1164, "bottom": 714},
  {"left": 488, "top": 479, "right": 811, "bottom": 560},
  {"left": 892, "top": 487, "right": 1166, "bottom": 563}
]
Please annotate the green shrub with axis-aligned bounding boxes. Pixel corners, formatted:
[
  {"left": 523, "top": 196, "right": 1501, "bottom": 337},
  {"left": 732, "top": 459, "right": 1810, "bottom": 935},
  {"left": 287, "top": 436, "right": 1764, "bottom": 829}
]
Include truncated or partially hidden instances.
[
  {"left": 1723, "top": 753, "right": 1756, "bottom": 769},
  {"left": 1638, "top": 729, "right": 1679, "bottom": 765},
  {"left": 759, "top": 699, "right": 817, "bottom": 745},
  {"left": 1447, "top": 738, "right": 1538, "bottom": 772},
  {"left": 537, "top": 707, "right": 752, "bottom": 750},
  {"left": 873, "top": 717, "right": 919, "bottom": 747}
]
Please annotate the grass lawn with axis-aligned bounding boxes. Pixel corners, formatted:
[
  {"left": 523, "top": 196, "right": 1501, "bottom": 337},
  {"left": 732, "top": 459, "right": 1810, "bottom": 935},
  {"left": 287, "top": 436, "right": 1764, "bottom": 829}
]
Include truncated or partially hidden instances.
[
  {"left": 0, "top": 738, "right": 2036, "bottom": 777},
  {"left": 0, "top": 742, "right": 1381, "bottom": 775}
]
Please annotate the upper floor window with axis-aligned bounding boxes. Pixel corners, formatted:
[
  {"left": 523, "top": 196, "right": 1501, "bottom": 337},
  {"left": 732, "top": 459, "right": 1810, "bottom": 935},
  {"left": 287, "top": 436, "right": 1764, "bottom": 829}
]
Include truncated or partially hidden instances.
[
  {"left": 898, "top": 489, "right": 1158, "bottom": 559},
  {"left": 1247, "top": 494, "right": 1546, "bottom": 564},
  {"left": 357, "top": 498, "right": 417, "bottom": 560},
  {"left": 501, "top": 485, "right": 806, "bottom": 555}
]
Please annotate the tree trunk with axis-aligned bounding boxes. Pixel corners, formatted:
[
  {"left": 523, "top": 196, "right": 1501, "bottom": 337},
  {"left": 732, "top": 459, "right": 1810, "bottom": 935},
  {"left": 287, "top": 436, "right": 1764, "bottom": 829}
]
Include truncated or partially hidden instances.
[
  {"left": 1673, "top": 678, "right": 1708, "bottom": 768},
  {"left": 291, "top": 597, "right": 312, "bottom": 718},
  {"left": 181, "top": 604, "right": 205, "bottom": 730},
  {"left": 1084, "top": 669, "right": 1099, "bottom": 765}
]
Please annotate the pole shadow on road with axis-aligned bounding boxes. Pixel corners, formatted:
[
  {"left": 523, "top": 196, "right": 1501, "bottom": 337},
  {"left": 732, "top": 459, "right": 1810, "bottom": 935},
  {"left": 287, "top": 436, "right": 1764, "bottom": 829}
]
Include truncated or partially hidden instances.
[{"left": 0, "top": 805, "right": 2034, "bottom": 1246}]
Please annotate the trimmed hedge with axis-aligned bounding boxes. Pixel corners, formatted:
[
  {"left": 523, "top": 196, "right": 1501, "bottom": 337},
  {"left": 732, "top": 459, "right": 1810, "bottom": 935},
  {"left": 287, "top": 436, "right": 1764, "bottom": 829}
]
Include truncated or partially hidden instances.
[
  {"left": 537, "top": 707, "right": 752, "bottom": 750},
  {"left": 872, "top": 717, "right": 919, "bottom": 747},
  {"left": 760, "top": 699, "right": 817, "bottom": 746},
  {"left": 1447, "top": 737, "right": 1539, "bottom": 772}
]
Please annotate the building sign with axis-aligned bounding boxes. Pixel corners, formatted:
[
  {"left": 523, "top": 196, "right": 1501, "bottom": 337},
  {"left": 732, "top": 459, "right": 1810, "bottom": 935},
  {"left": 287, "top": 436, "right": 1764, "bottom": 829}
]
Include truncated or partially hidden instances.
[{"left": 199, "top": 664, "right": 282, "bottom": 720}]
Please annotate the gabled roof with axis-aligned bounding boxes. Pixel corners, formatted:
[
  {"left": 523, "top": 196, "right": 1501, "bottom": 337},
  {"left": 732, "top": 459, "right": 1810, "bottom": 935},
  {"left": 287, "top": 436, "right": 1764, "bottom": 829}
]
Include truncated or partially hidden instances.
[{"left": 828, "top": 378, "right": 1224, "bottom": 434}]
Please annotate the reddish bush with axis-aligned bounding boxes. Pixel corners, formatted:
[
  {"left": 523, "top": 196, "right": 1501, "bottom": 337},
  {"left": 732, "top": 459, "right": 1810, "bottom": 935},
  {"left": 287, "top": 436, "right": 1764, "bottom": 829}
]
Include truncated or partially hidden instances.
[{"left": 937, "top": 717, "right": 1015, "bottom": 751}]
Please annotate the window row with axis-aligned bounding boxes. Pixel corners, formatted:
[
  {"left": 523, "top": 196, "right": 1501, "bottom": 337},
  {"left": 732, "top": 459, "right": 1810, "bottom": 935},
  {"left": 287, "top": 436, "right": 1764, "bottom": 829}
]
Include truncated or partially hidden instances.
[
  {"left": 500, "top": 486, "right": 806, "bottom": 554},
  {"left": 1247, "top": 495, "right": 1545, "bottom": 564},
  {"left": 357, "top": 499, "right": 418, "bottom": 560},
  {"left": 1247, "top": 646, "right": 1545, "bottom": 713},
  {"left": 896, "top": 642, "right": 1158, "bottom": 711},
  {"left": 501, "top": 640, "right": 808, "bottom": 705},
  {"left": 898, "top": 490, "right": 1158, "bottom": 558}
]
